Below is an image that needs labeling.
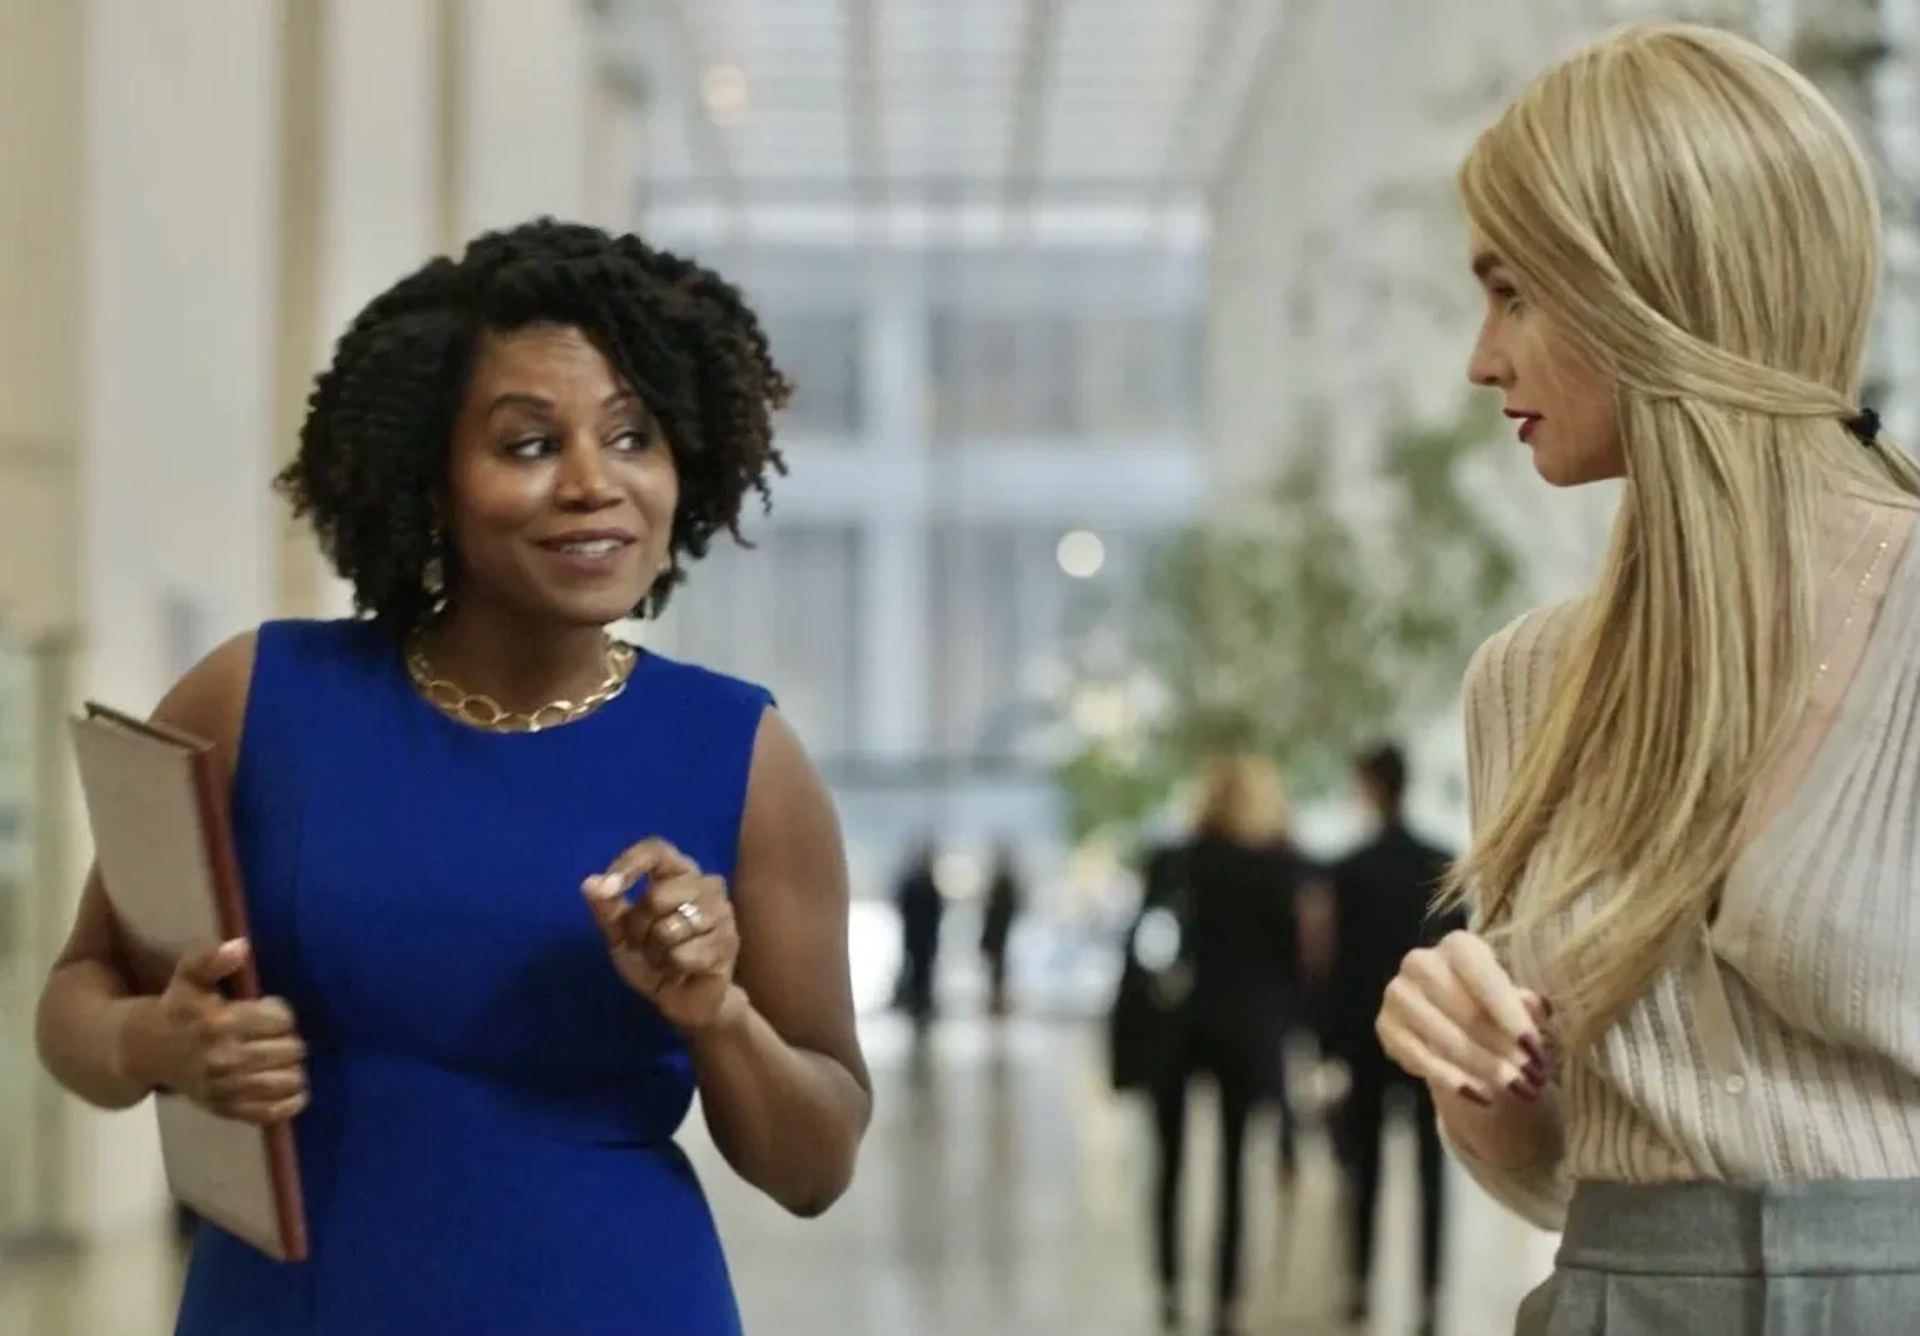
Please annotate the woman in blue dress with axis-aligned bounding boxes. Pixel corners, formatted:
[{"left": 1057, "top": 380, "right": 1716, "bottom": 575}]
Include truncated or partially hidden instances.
[{"left": 33, "top": 219, "right": 873, "bottom": 1335}]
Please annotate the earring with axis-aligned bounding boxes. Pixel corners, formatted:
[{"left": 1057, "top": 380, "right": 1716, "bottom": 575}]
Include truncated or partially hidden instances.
[
  {"left": 423, "top": 525, "right": 446, "bottom": 600},
  {"left": 639, "top": 558, "right": 671, "bottom": 619}
]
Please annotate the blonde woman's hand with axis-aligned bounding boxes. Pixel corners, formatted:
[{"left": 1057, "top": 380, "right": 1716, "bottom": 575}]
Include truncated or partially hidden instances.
[{"left": 1376, "top": 929, "right": 1550, "bottom": 1108}]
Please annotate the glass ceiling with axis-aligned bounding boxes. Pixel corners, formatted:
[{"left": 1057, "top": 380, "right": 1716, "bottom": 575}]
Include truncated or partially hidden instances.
[{"left": 611, "top": 0, "right": 1286, "bottom": 214}]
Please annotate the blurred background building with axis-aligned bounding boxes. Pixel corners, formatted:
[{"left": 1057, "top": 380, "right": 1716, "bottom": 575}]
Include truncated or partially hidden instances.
[{"left": 2, "top": 0, "right": 1917, "bottom": 1333}]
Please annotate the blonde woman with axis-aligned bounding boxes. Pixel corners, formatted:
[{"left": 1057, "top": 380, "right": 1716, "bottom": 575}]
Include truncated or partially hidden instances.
[
  {"left": 1373, "top": 22, "right": 1920, "bottom": 1336},
  {"left": 1123, "top": 753, "right": 1326, "bottom": 1334}
]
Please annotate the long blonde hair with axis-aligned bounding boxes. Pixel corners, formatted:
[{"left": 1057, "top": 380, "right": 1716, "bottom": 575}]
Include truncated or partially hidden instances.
[{"left": 1450, "top": 22, "right": 1920, "bottom": 1053}]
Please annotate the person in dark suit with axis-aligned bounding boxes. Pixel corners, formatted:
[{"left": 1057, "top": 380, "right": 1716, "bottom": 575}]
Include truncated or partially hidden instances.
[
  {"left": 1141, "top": 753, "right": 1330, "bottom": 1336},
  {"left": 978, "top": 841, "right": 1023, "bottom": 1017},
  {"left": 1325, "top": 743, "right": 1463, "bottom": 1336},
  {"left": 894, "top": 838, "right": 945, "bottom": 1035}
]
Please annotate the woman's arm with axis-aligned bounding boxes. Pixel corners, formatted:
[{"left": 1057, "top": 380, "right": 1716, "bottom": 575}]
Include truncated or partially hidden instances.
[
  {"left": 34, "top": 870, "right": 154, "bottom": 1108},
  {"left": 34, "top": 632, "right": 256, "bottom": 1108},
  {"left": 691, "top": 708, "right": 872, "bottom": 1217}
]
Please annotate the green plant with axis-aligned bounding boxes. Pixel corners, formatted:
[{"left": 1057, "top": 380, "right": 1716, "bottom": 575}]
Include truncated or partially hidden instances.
[{"left": 1055, "top": 393, "right": 1522, "bottom": 843}]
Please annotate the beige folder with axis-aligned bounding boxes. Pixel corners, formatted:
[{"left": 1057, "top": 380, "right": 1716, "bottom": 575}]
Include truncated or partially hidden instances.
[{"left": 68, "top": 702, "right": 309, "bottom": 1263}]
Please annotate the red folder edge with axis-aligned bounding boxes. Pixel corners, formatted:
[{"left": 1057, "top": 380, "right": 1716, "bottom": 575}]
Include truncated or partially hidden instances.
[{"left": 82, "top": 702, "right": 310, "bottom": 1263}]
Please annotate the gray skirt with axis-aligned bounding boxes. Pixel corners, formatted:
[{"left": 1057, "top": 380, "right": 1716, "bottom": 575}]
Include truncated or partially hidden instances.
[{"left": 1516, "top": 1179, "right": 1920, "bottom": 1335}]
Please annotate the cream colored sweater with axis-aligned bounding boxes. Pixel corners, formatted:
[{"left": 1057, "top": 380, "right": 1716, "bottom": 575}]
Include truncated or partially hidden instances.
[{"left": 1451, "top": 522, "right": 1920, "bottom": 1230}]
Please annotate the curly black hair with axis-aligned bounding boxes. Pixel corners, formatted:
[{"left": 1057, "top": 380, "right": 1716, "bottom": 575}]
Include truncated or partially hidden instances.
[{"left": 276, "top": 218, "right": 791, "bottom": 632}]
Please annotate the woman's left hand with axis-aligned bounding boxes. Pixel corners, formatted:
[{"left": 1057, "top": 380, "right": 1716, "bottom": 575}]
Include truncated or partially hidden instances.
[{"left": 583, "top": 838, "right": 745, "bottom": 1035}]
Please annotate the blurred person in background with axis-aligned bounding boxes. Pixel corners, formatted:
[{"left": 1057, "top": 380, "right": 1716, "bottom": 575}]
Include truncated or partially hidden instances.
[
  {"left": 1125, "top": 752, "right": 1329, "bottom": 1336},
  {"left": 33, "top": 219, "right": 871, "bottom": 1336},
  {"left": 978, "top": 839, "right": 1024, "bottom": 1017},
  {"left": 1323, "top": 743, "right": 1460, "bottom": 1336},
  {"left": 893, "top": 835, "right": 945, "bottom": 1035},
  {"left": 1375, "top": 23, "right": 1920, "bottom": 1336}
]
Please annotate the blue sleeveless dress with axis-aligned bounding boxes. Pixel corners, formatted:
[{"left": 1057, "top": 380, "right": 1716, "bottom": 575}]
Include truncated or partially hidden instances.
[{"left": 173, "top": 619, "right": 772, "bottom": 1336}]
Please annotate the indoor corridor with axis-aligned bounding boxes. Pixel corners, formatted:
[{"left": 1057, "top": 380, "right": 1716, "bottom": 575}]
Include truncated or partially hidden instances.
[{"left": 1, "top": 1014, "right": 1551, "bottom": 1336}]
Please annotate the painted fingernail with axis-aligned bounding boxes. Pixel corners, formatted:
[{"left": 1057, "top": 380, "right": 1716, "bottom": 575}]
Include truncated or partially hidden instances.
[
  {"left": 1458, "top": 1084, "right": 1493, "bottom": 1107},
  {"left": 1520, "top": 1034, "right": 1548, "bottom": 1069},
  {"left": 1507, "top": 1076, "right": 1540, "bottom": 1102},
  {"left": 1503, "top": 1056, "right": 1543, "bottom": 1086}
]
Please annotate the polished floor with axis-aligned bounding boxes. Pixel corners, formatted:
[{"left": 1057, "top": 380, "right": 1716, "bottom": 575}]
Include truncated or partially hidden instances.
[{"left": 0, "top": 1014, "right": 1556, "bottom": 1336}]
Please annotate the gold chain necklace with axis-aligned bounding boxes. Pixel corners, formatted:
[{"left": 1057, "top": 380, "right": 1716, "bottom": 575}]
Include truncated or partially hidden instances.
[{"left": 406, "top": 635, "right": 638, "bottom": 733}]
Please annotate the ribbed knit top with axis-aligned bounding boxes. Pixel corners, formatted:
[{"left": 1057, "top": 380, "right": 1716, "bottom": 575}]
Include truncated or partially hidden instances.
[{"left": 1450, "top": 509, "right": 1920, "bottom": 1230}]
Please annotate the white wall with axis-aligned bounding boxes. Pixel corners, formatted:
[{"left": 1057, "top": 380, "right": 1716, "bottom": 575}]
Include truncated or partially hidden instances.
[
  {"left": 0, "top": 0, "right": 85, "bottom": 1250},
  {"left": 460, "top": 0, "right": 595, "bottom": 234},
  {"left": 322, "top": 0, "right": 441, "bottom": 340},
  {"left": 0, "top": 0, "right": 84, "bottom": 635},
  {"left": 69, "top": 0, "right": 286, "bottom": 1237},
  {"left": 80, "top": 0, "right": 284, "bottom": 700}
]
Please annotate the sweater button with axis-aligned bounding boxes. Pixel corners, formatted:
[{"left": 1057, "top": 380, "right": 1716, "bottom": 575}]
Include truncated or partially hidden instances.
[{"left": 1724, "top": 1075, "right": 1746, "bottom": 1095}]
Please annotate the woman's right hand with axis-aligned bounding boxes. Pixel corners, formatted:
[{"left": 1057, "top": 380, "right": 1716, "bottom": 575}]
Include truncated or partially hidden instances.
[
  {"left": 1376, "top": 929, "right": 1549, "bottom": 1108},
  {"left": 118, "top": 938, "right": 310, "bottom": 1125}
]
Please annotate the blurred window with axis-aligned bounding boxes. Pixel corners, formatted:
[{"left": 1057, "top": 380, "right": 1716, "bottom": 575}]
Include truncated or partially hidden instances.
[
  {"left": 666, "top": 523, "right": 863, "bottom": 759},
  {"left": 928, "top": 311, "right": 1202, "bottom": 438},
  {"left": 761, "top": 311, "right": 864, "bottom": 436},
  {"left": 927, "top": 524, "right": 1166, "bottom": 758}
]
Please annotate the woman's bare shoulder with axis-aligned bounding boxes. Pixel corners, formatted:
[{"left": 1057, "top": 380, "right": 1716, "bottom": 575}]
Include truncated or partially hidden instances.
[{"left": 150, "top": 630, "right": 259, "bottom": 762}]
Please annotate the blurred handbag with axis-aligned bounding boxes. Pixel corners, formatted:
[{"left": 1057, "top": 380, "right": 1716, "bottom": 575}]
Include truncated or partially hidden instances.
[{"left": 1107, "top": 844, "right": 1197, "bottom": 1092}]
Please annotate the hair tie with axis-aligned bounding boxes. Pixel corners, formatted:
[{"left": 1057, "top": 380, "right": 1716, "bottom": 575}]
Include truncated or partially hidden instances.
[{"left": 1846, "top": 407, "right": 1882, "bottom": 446}]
